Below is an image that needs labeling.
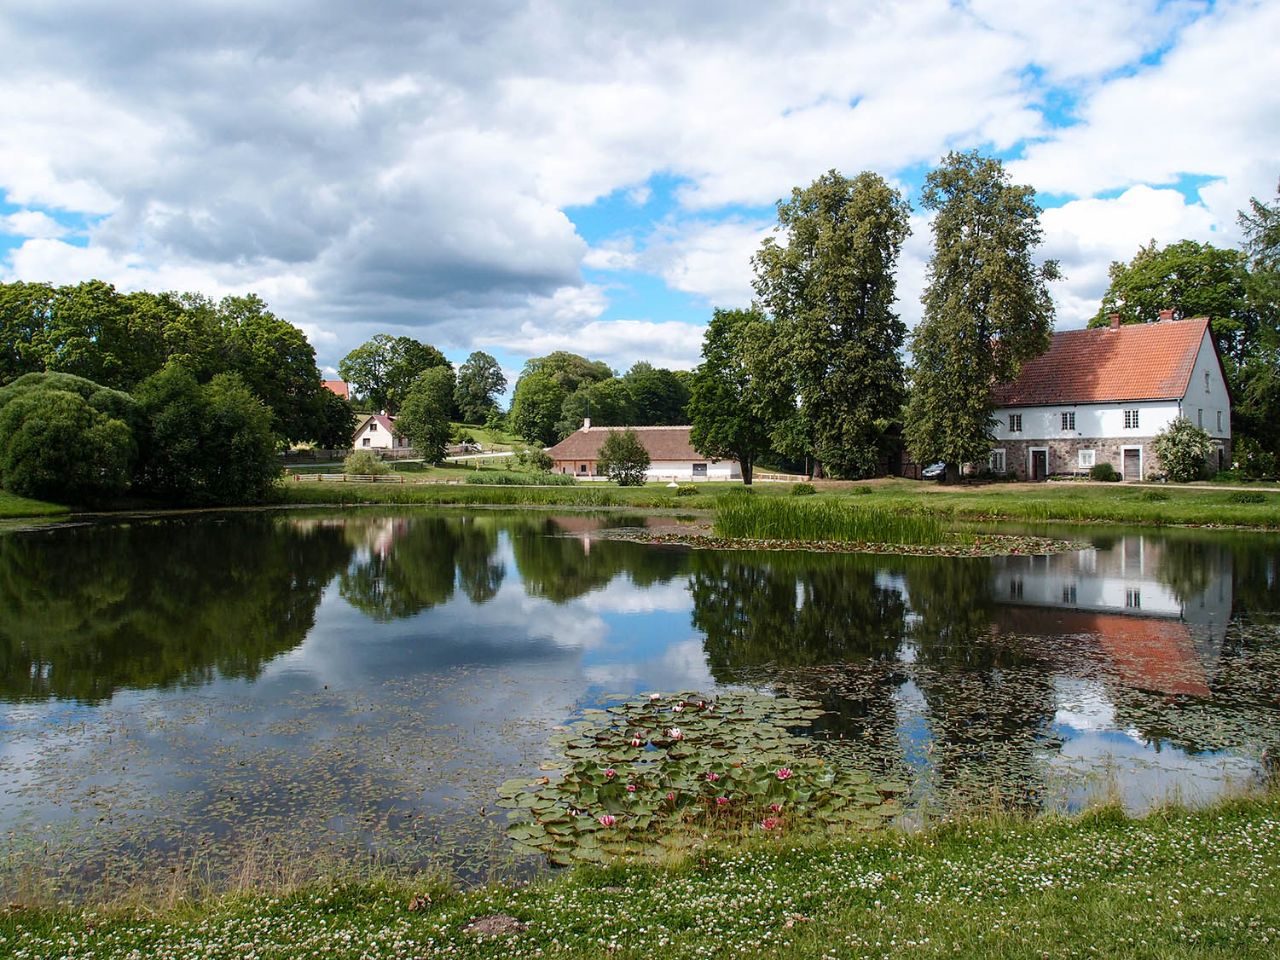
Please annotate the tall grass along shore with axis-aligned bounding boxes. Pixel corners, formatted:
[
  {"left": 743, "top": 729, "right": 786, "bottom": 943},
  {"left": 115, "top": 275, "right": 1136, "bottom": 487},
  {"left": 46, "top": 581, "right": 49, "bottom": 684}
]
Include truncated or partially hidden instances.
[
  {"left": 714, "top": 494, "right": 948, "bottom": 545},
  {"left": 3, "top": 792, "right": 1277, "bottom": 959}
]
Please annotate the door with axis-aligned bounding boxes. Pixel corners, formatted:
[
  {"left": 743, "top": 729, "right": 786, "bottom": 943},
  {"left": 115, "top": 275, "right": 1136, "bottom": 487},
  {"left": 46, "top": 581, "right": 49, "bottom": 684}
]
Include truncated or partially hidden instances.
[
  {"left": 1123, "top": 447, "right": 1141, "bottom": 481},
  {"left": 1031, "top": 449, "right": 1048, "bottom": 481}
]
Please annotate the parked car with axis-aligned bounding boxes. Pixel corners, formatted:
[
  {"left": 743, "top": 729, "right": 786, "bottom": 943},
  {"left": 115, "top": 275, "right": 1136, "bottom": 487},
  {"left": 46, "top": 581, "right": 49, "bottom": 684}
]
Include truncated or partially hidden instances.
[{"left": 921, "top": 462, "right": 946, "bottom": 480}]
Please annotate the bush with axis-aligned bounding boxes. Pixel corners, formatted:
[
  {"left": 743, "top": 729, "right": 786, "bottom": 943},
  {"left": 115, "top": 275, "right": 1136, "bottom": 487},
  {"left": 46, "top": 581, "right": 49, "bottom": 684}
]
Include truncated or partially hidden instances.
[
  {"left": 1233, "top": 436, "right": 1277, "bottom": 479},
  {"left": 1140, "top": 489, "right": 1170, "bottom": 502},
  {"left": 1152, "top": 417, "right": 1214, "bottom": 482},
  {"left": 851, "top": 485, "right": 872, "bottom": 495},
  {"left": 343, "top": 449, "right": 390, "bottom": 476},
  {"left": 513, "top": 447, "right": 554, "bottom": 472},
  {"left": 1089, "top": 462, "right": 1121, "bottom": 482},
  {"left": 598, "top": 428, "right": 651, "bottom": 486},
  {"left": 1229, "top": 491, "right": 1268, "bottom": 504},
  {"left": 676, "top": 485, "right": 698, "bottom": 497},
  {"left": 791, "top": 482, "right": 816, "bottom": 496}
]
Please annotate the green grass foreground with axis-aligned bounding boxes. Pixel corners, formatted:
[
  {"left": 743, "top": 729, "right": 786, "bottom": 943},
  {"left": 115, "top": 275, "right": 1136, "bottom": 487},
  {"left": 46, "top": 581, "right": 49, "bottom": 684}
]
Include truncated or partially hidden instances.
[
  {"left": 0, "top": 490, "right": 70, "bottom": 519},
  {"left": 5, "top": 794, "right": 1278, "bottom": 959},
  {"left": 715, "top": 494, "right": 948, "bottom": 544}
]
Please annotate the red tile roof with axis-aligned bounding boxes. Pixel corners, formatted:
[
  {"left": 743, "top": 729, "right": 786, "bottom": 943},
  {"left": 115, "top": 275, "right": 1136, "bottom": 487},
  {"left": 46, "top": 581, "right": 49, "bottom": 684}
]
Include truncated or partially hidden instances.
[
  {"left": 322, "top": 379, "right": 350, "bottom": 400},
  {"left": 545, "top": 425, "right": 707, "bottom": 462},
  {"left": 358, "top": 413, "right": 398, "bottom": 435},
  {"left": 992, "top": 317, "right": 1212, "bottom": 407}
]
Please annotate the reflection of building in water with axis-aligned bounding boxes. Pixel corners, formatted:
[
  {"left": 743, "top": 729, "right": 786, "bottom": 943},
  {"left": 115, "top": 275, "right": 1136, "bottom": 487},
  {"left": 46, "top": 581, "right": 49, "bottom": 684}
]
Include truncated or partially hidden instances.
[{"left": 990, "top": 536, "right": 1232, "bottom": 696}]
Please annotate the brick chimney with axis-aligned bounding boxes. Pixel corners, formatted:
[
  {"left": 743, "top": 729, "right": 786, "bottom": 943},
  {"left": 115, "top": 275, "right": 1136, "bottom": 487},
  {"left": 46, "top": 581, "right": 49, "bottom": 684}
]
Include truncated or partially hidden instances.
[
  {"left": 1109, "top": 313, "right": 1121, "bottom": 330},
  {"left": 1158, "top": 308, "right": 1175, "bottom": 322}
]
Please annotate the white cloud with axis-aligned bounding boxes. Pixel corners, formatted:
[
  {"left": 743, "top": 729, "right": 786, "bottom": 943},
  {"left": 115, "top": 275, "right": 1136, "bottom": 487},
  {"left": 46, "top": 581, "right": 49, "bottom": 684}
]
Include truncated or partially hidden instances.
[
  {"left": 494, "top": 318, "right": 707, "bottom": 372},
  {"left": 0, "top": 210, "right": 69, "bottom": 239},
  {"left": 647, "top": 219, "right": 773, "bottom": 308}
]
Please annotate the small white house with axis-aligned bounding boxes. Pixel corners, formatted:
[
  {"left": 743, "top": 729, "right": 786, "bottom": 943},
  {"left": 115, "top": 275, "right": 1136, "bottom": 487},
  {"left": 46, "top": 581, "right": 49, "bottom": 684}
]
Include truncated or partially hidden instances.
[
  {"left": 990, "top": 314, "right": 1231, "bottom": 481},
  {"left": 353, "top": 413, "right": 412, "bottom": 451},
  {"left": 545, "top": 421, "right": 741, "bottom": 481}
]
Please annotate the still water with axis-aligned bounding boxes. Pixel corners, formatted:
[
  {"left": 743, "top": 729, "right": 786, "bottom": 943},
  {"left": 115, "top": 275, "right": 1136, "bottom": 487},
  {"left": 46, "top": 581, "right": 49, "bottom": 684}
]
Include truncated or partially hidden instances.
[{"left": 1, "top": 509, "right": 1277, "bottom": 891}]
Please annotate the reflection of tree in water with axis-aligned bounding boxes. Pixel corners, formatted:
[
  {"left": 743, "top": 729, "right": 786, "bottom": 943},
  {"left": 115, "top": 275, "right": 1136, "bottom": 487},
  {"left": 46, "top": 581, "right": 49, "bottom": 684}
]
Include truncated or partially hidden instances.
[
  {"left": 905, "top": 557, "right": 1059, "bottom": 810},
  {"left": 509, "top": 515, "right": 687, "bottom": 604},
  {"left": 1230, "top": 536, "right": 1280, "bottom": 626},
  {"left": 339, "top": 515, "right": 506, "bottom": 619},
  {"left": 0, "top": 516, "right": 352, "bottom": 703}
]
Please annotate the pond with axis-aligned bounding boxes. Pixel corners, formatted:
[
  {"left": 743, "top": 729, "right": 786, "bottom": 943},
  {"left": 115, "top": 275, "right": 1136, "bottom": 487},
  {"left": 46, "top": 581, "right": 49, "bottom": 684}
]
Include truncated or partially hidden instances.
[{"left": 1, "top": 509, "right": 1277, "bottom": 894}]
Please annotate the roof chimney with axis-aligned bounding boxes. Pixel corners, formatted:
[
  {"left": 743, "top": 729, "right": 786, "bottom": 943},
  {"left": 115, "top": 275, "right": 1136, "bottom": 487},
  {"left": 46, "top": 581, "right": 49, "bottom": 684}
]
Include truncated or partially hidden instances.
[
  {"left": 1158, "top": 309, "right": 1175, "bottom": 322},
  {"left": 1108, "top": 313, "right": 1121, "bottom": 330},
  {"left": 582, "top": 417, "right": 591, "bottom": 430}
]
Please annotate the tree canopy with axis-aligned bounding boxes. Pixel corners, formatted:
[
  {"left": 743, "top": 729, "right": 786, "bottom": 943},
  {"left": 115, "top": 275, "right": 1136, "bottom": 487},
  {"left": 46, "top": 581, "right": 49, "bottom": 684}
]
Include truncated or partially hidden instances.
[
  {"left": 904, "top": 151, "right": 1059, "bottom": 474},
  {"left": 597, "top": 428, "right": 651, "bottom": 486},
  {"left": 338, "top": 334, "right": 450, "bottom": 414},
  {"left": 454, "top": 350, "right": 507, "bottom": 423},
  {"left": 753, "top": 169, "right": 912, "bottom": 478},
  {"left": 397, "top": 366, "right": 456, "bottom": 463}
]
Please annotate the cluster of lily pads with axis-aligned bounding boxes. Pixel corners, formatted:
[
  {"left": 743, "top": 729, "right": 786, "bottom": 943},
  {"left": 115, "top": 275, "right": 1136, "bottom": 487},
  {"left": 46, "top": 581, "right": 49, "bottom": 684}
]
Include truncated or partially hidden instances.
[{"left": 497, "top": 691, "right": 905, "bottom": 864}]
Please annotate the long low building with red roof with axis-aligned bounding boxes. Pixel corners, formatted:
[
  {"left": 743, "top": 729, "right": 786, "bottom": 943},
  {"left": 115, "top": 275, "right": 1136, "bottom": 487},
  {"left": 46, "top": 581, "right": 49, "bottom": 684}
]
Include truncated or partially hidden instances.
[
  {"left": 545, "top": 419, "right": 741, "bottom": 481},
  {"left": 989, "top": 313, "right": 1231, "bottom": 481}
]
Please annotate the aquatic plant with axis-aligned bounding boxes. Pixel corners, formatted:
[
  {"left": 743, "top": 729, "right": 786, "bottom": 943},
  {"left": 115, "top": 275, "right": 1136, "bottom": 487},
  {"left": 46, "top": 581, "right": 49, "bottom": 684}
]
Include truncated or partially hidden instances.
[
  {"left": 497, "top": 692, "right": 905, "bottom": 865},
  {"left": 714, "top": 496, "right": 949, "bottom": 545}
]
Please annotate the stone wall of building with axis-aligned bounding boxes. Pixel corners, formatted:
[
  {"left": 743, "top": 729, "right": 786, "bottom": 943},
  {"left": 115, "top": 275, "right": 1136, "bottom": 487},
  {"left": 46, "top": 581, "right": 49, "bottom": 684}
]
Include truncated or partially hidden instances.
[{"left": 994, "top": 436, "right": 1230, "bottom": 480}]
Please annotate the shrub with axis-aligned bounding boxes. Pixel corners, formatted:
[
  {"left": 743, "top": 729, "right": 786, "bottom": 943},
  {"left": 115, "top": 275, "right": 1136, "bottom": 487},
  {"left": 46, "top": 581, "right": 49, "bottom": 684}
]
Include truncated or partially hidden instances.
[
  {"left": 343, "top": 449, "right": 390, "bottom": 476},
  {"left": 1152, "top": 417, "right": 1214, "bottom": 482},
  {"left": 851, "top": 485, "right": 872, "bottom": 495},
  {"left": 1233, "top": 436, "right": 1277, "bottom": 479},
  {"left": 791, "top": 482, "right": 816, "bottom": 496},
  {"left": 676, "top": 485, "right": 698, "bottom": 497},
  {"left": 1140, "top": 489, "right": 1170, "bottom": 502},
  {"left": 598, "top": 428, "right": 651, "bottom": 486},
  {"left": 1089, "top": 462, "right": 1121, "bottom": 482},
  {"left": 1229, "top": 491, "right": 1267, "bottom": 505}
]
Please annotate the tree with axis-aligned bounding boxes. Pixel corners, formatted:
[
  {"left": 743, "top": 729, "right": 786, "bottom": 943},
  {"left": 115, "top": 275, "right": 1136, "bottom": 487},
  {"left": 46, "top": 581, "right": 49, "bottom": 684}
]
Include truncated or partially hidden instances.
[
  {"left": 0, "top": 281, "right": 55, "bottom": 384},
  {"left": 0, "top": 373, "right": 137, "bottom": 503},
  {"left": 689, "top": 308, "right": 777, "bottom": 485},
  {"left": 1236, "top": 181, "right": 1280, "bottom": 460},
  {"left": 1089, "top": 239, "right": 1257, "bottom": 367},
  {"left": 454, "top": 351, "right": 507, "bottom": 423},
  {"left": 623, "top": 362, "right": 691, "bottom": 425},
  {"left": 597, "top": 428, "right": 650, "bottom": 486},
  {"left": 1153, "top": 417, "right": 1215, "bottom": 482},
  {"left": 904, "top": 151, "right": 1060, "bottom": 476},
  {"left": 555, "top": 377, "right": 633, "bottom": 438},
  {"left": 754, "top": 170, "right": 913, "bottom": 478},
  {"left": 520, "top": 351, "right": 613, "bottom": 394},
  {"left": 509, "top": 371, "right": 566, "bottom": 445},
  {"left": 312, "top": 388, "right": 357, "bottom": 449},
  {"left": 338, "top": 334, "right": 450, "bottom": 413},
  {"left": 397, "top": 366, "right": 455, "bottom": 463}
]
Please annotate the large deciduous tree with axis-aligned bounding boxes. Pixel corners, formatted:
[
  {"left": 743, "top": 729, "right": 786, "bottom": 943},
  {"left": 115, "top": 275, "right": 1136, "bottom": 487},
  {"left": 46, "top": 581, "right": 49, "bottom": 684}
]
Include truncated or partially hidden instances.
[
  {"left": 753, "top": 170, "right": 912, "bottom": 478},
  {"left": 1235, "top": 181, "right": 1280, "bottom": 459},
  {"left": 904, "top": 151, "right": 1059, "bottom": 477},
  {"left": 397, "top": 366, "right": 456, "bottom": 463},
  {"left": 338, "top": 334, "right": 450, "bottom": 414},
  {"left": 622, "top": 362, "right": 691, "bottom": 425},
  {"left": 689, "top": 308, "right": 777, "bottom": 485},
  {"left": 454, "top": 351, "right": 507, "bottom": 423},
  {"left": 509, "top": 371, "right": 565, "bottom": 446}
]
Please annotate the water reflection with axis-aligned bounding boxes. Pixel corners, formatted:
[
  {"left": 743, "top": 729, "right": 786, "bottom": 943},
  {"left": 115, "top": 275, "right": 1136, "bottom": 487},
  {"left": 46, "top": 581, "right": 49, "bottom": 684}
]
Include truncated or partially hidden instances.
[{"left": 0, "top": 511, "right": 1277, "bottom": 893}]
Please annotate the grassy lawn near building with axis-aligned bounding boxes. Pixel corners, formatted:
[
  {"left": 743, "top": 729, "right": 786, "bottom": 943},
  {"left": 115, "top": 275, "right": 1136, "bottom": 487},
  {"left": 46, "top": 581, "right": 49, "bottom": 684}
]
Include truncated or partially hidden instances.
[
  {"left": 4, "top": 792, "right": 1277, "bottom": 959},
  {"left": 0, "top": 489, "right": 71, "bottom": 519}
]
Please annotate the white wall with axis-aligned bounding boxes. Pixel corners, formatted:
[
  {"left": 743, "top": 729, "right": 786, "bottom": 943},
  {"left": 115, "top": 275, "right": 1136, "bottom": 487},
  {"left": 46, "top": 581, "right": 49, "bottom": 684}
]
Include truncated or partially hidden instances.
[
  {"left": 354, "top": 421, "right": 408, "bottom": 450},
  {"left": 1179, "top": 331, "right": 1232, "bottom": 439},
  {"left": 991, "top": 400, "right": 1181, "bottom": 441},
  {"left": 645, "top": 459, "right": 741, "bottom": 480}
]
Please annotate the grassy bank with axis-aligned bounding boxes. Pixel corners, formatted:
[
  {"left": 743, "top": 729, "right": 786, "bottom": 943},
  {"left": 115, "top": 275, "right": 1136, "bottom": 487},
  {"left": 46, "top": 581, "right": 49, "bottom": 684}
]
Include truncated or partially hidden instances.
[
  {"left": 0, "top": 490, "right": 71, "bottom": 519},
  {"left": 4, "top": 793, "right": 1277, "bottom": 959}
]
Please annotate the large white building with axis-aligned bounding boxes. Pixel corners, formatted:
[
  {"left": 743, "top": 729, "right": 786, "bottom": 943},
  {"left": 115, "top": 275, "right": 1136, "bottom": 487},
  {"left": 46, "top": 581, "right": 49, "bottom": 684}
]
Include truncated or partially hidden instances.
[
  {"left": 545, "top": 421, "right": 741, "bottom": 481},
  {"left": 990, "top": 314, "right": 1231, "bottom": 481}
]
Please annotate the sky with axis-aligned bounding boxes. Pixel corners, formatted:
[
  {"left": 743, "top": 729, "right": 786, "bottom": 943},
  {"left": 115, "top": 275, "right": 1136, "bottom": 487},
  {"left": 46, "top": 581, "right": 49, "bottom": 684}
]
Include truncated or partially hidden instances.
[{"left": 1, "top": 1, "right": 1277, "bottom": 387}]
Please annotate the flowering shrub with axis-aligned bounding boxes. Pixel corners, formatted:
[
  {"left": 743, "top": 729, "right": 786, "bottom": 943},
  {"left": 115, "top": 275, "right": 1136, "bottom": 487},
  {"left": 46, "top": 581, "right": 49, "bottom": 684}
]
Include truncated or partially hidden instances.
[
  {"left": 497, "top": 692, "right": 905, "bottom": 865},
  {"left": 1152, "top": 417, "right": 1215, "bottom": 482}
]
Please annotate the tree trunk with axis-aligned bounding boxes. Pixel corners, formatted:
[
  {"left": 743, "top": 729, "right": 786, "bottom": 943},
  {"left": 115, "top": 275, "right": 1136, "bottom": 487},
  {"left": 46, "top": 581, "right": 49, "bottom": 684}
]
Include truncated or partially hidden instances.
[{"left": 741, "top": 458, "right": 753, "bottom": 485}]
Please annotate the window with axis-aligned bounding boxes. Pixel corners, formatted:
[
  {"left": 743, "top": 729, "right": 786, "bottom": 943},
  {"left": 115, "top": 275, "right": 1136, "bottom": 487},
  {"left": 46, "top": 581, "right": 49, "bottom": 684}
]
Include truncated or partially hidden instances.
[
  {"left": 1078, "top": 449, "right": 1096, "bottom": 468},
  {"left": 1009, "top": 578, "right": 1024, "bottom": 600},
  {"left": 1197, "top": 408, "right": 1203, "bottom": 428},
  {"left": 1217, "top": 410, "right": 1223, "bottom": 432},
  {"left": 989, "top": 449, "right": 1006, "bottom": 473},
  {"left": 1125, "top": 588, "right": 1142, "bottom": 610},
  {"left": 362, "top": 438, "right": 371, "bottom": 447},
  {"left": 369, "top": 421, "right": 377, "bottom": 431},
  {"left": 1124, "top": 409, "right": 1139, "bottom": 429},
  {"left": 1008, "top": 414, "right": 1022, "bottom": 433},
  {"left": 692, "top": 463, "right": 708, "bottom": 477},
  {"left": 1205, "top": 370, "right": 1211, "bottom": 393},
  {"left": 578, "top": 464, "right": 587, "bottom": 474},
  {"left": 1061, "top": 411, "right": 1076, "bottom": 431},
  {"left": 1062, "top": 584, "right": 1078, "bottom": 604}
]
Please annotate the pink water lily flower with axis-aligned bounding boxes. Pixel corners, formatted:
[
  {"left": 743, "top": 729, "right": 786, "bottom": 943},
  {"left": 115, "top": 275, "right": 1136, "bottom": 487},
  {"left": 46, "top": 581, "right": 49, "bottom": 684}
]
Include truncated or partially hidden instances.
[
  {"left": 603, "top": 768, "right": 617, "bottom": 779},
  {"left": 672, "top": 704, "right": 684, "bottom": 713},
  {"left": 715, "top": 796, "right": 730, "bottom": 807},
  {"left": 626, "top": 784, "right": 637, "bottom": 793},
  {"left": 769, "top": 803, "right": 783, "bottom": 814},
  {"left": 775, "top": 767, "right": 794, "bottom": 781},
  {"left": 667, "top": 727, "right": 684, "bottom": 741},
  {"left": 630, "top": 737, "right": 644, "bottom": 748},
  {"left": 761, "top": 817, "right": 781, "bottom": 830},
  {"left": 705, "top": 772, "right": 720, "bottom": 782},
  {"left": 649, "top": 693, "right": 662, "bottom": 701},
  {"left": 597, "top": 814, "right": 616, "bottom": 827},
  {"left": 666, "top": 791, "right": 676, "bottom": 803}
]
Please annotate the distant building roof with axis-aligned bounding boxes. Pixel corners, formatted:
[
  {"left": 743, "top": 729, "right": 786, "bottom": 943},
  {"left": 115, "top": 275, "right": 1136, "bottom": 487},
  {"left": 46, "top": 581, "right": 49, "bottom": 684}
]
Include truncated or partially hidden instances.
[
  {"left": 992, "top": 316, "right": 1213, "bottom": 407},
  {"left": 545, "top": 424, "right": 709, "bottom": 462},
  {"left": 322, "top": 379, "right": 350, "bottom": 400},
  {"left": 357, "top": 413, "right": 398, "bottom": 434}
]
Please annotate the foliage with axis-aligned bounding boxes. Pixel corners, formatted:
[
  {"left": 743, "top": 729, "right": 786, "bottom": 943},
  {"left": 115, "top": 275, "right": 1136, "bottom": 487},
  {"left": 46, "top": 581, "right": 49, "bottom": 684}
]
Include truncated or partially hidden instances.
[
  {"left": 622, "top": 361, "right": 691, "bottom": 425},
  {"left": 135, "top": 366, "right": 281, "bottom": 505},
  {"left": 520, "top": 351, "right": 613, "bottom": 394},
  {"left": 454, "top": 351, "right": 507, "bottom": 423},
  {"left": 342, "top": 449, "right": 390, "bottom": 476},
  {"left": 513, "top": 447, "right": 554, "bottom": 472},
  {"left": 465, "top": 470, "right": 575, "bottom": 486},
  {"left": 1233, "top": 435, "right": 1277, "bottom": 478},
  {"left": 1229, "top": 491, "right": 1267, "bottom": 504},
  {"left": 312, "top": 388, "right": 357, "bottom": 449},
  {"left": 555, "top": 376, "right": 633, "bottom": 438},
  {"left": 483, "top": 407, "right": 507, "bottom": 434},
  {"left": 0, "top": 376, "right": 137, "bottom": 503},
  {"left": 676, "top": 484, "right": 698, "bottom": 496},
  {"left": 338, "top": 334, "right": 450, "bottom": 414},
  {"left": 598, "top": 428, "right": 651, "bottom": 485},
  {"left": 904, "top": 151, "right": 1059, "bottom": 473},
  {"left": 1152, "top": 416, "right": 1216, "bottom": 482},
  {"left": 1235, "top": 182, "right": 1280, "bottom": 461},
  {"left": 715, "top": 496, "right": 948, "bottom": 545},
  {"left": 754, "top": 170, "right": 912, "bottom": 478},
  {"left": 1089, "top": 462, "right": 1121, "bottom": 482},
  {"left": 509, "top": 371, "right": 566, "bottom": 445},
  {"left": 791, "top": 482, "right": 816, "bottom": 496},
  {"left": 498, "top": 692, "right": 903, "bottom": 865},
  {"left": 689, "top": 308, "right": 778, "bottom": 485},
  {"left": 396, "top": 367, "right": 455, "bottom": 463}
]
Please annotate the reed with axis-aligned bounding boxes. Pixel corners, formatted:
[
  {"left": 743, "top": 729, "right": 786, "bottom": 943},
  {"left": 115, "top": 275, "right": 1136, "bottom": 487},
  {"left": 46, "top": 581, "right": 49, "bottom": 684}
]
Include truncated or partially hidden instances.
[{"left": 714, "top": 495, "right": 949, "bottom": 545}]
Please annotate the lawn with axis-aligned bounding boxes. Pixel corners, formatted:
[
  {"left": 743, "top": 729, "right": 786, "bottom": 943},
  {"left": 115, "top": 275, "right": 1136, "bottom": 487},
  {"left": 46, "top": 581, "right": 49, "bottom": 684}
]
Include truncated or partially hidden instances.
[
  {"left": 0, "top": 489, "right": 71, "bottom": 519},
  {"left": 4, "top": 792, "right": 1277, "bottom": 959}
]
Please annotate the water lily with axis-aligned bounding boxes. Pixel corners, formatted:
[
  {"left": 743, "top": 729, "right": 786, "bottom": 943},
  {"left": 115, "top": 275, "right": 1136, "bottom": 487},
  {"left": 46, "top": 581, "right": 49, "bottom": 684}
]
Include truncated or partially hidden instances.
[
  {"left": 666, "top": 791, "right": 676, "bottom": 803},
  {"left": 603, "top": 768, "right": 617, "bottom": 779},
  {"left": 648, "top": 693, "right": 661, "bottom": 701},
  {"left": 761, "top": 817, "right": 781, "bottom": 830},
  {"left": 630, "top": 737, "right": 643, "bottom": 747},
  {"left": 673, "top": 704, "right": 684, "bottom": 713},
  {"left": 776, "top": 767, "right": 794, "bottom": 781},
  {"left": 769, "top": 803, "right": 783, "bottom": 814},
  {"left": 626, "top": 784, "right": 637, "bottom": 793},
  {"left": 667, "top": 727, "right": 683, "bottom": 741},
  {"left": 705, "top": 772, "right": 720, "bottom": 782},
  {"left": 716, "top": 796, "right": 730, "bottom": 807},
  {"left": 597, "top": 814, "right": 616, "bottom": 827}
]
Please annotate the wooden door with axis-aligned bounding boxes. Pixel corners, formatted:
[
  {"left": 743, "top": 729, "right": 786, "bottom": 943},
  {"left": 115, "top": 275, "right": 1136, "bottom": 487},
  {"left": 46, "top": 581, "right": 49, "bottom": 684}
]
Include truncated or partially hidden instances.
[
  {"left": 1031, "top": 450, "right": 1048, "bottom": 481},
  {"left": 1123, "top": 448, "right": 1141, "bottom": 481}
]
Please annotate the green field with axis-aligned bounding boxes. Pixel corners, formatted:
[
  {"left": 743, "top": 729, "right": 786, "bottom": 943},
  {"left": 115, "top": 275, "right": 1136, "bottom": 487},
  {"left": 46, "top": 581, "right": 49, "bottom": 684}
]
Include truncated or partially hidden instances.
[
  {"left": 0, "top": 490, "right": 71, "bottom": 519},
  {"left": 4, "top": 792, "right": 1277, "bottom": 959}
]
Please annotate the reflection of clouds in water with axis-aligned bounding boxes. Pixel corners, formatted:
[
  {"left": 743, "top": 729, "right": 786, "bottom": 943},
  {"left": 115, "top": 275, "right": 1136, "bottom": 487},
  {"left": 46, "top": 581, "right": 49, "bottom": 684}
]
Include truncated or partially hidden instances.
[
  {"left": 1051, "top": 677, "right": 1117, "bottom": 733},
  {"left": 578, "top": 579, "right": 691, "bottom": 615},
  {"left": 583, "top": 638, "right": 716, "bottom": 693}
]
